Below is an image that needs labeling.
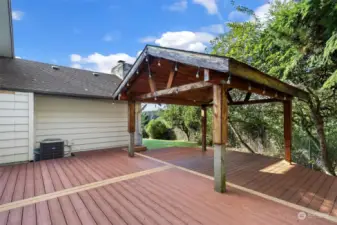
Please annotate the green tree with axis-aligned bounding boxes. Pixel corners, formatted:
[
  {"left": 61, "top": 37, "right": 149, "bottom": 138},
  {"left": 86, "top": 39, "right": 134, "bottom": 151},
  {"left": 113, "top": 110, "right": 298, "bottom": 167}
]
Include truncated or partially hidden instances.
[
  {"left": 211, "top": 0, "right": 337, "bottom": 175},
  {"left": 161, "top": 105, "right": 202, "bottom": 141},
  {"left": 146, "top": 119, "right": 168, "bottom": 139},
  {"left": 141, "top": 113, "right": 150, "bottom": 138}
]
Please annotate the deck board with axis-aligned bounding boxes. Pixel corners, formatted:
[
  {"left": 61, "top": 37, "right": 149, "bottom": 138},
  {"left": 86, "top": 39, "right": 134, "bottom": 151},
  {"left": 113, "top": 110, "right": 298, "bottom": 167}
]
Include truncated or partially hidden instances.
[
  {"left": 46, "top": 160, "right": 81, "bottom": 225},
  {"left": 0, "top": 147, "right": 335, "bottom": 224},
  {"left": 143, "top": 147, "right": 337, "bottom": 217},
  {"left": 7, "top": 164, "right": 26, "bottom": 225},
  {"left": 40, "top": 161, "right": 67, "bottom": 225},
  {"left": 0, "top": 165, "right": 19, "bottom": 225},
  {"left": 55, "top": 158, "right": 97, "bottom": 225},
  {"left": 22, "top": 163, "right": 36, "bottom": 225}
]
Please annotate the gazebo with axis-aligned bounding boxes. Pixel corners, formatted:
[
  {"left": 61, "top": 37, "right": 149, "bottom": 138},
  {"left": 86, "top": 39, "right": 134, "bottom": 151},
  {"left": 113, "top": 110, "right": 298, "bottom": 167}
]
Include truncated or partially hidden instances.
[{"left": 113, "top": 45, "right": 309, "bottom": 193}]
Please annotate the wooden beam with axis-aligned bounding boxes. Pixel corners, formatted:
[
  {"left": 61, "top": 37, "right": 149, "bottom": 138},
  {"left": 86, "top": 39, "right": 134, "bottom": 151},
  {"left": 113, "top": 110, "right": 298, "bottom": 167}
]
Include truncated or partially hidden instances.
[
  {"left": 148, "top": 77, "right": 157, "bottom": 94},
  {"left": 284, "top": 100, "right": 292, "bottom": 163},
  {"left": 136, "top": 81, "right": 213, "bottom": 100},
  {"left": 140, "top": 97, "right": 202, "bottom": 106},
  {"left": 208, "top": 73, "right": 292, "bottom": 101},
  {"left": 230, "top": 98, "right": 281, "bottom": 106},
  {"left": 213, "top": 84, "right": 228, "bottom": 193},
  {"left": 166, "top": 68, "right": 176, "bottom": 89},
  {"left": 128, "top": 101, "right": 136, "bottom": 157},
  {"left": 244, "top": 92, "right": 252, "bottom": 102},
  {"left": 228, "top": 59, "right": 309, "bottom": 101},
  {"left": 201, "top": 105, "right": 207, "bottom": 152}
]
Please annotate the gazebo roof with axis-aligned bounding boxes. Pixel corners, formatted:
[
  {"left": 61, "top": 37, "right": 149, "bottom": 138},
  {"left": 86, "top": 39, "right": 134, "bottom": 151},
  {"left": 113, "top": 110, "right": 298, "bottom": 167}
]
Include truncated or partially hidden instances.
[{"left": 114, "top": 45, "right": 309, "bottom": 105}]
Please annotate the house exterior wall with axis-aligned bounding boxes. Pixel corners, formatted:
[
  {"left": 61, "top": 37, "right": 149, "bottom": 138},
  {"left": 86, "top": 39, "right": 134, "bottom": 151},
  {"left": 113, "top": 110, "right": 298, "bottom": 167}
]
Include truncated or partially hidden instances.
[
  {"left": 0, "top": 91, "right": 34, "bottom": 164},
  {"left": 34, "top": 95, "right": 141, "bottom": 155}
]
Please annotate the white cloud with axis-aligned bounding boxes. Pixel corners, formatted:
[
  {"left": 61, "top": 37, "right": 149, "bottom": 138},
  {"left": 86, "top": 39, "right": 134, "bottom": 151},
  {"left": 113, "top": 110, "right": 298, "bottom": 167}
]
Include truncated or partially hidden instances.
[
  {"left": 12, "top": 11, "right": 24, "bottom": 21},
  {"left": 192, "top": 0, "right": 218, "bottom": 15},
  {"left": 70, "top": 54, "right": 82, "bottom": 62},
  {"left": 154, "top": 31, "right": 214, "bottom": 52},
  {"left": 251, "top": 0, "right": 290, "bottom": 23},
  {"left": 139, "top": 36, "right": 157, "bottom": 43},
  {"left": 15, "top": 56, "right": 21, "bottom": 59},
  {"left": 228, "top": 11, "right": 249, "bottom": 22},
  {"left": 69, "top": 52, "right": 136, "bottom": 73},
  {"left": 164, "top": 0, "right": 188, "bottom": 12},
  {"left": 200, "top": 24, "right": 225, "bottom": 34},
  {"left": 252, "top": 3, "right": 271, "bottom": 22}
]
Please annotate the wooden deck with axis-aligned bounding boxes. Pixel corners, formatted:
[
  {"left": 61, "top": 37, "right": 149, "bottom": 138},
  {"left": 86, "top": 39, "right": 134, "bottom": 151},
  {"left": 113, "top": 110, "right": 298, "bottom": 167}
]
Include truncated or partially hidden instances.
[
  {"left": 0, "top": 148, "right": 334, "bottom": 225},
  {"left": 143, "top": 147, "right": 337, "bottom": 218}
]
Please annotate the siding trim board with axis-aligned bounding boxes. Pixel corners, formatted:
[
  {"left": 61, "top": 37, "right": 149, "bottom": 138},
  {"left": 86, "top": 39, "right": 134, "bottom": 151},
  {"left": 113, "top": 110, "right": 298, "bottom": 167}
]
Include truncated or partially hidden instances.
[{"left": 28, "top": 93, "right": 34, "bottom": 161}]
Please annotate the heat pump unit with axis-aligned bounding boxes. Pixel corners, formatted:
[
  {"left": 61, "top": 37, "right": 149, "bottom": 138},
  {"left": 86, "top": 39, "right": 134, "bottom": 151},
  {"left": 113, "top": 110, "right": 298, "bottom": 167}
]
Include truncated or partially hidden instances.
[{"left": 40, "top": 139, "right": 64, "bottom": 160}]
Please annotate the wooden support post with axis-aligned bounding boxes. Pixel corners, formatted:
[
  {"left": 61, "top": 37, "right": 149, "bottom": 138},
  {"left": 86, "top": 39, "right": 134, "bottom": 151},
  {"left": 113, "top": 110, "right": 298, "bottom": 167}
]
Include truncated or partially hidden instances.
[
  {"left": 213, "top": 84, "right": 228, "bottom": 193},
  {"left": 284, "top": 100, "right": 292, "bottom": 163},
  {"left": 128, "top": 101, "right": 136, "bottom": 157},
  {"left": 201, "top": 105, "right": 207, "bottom": 152}
]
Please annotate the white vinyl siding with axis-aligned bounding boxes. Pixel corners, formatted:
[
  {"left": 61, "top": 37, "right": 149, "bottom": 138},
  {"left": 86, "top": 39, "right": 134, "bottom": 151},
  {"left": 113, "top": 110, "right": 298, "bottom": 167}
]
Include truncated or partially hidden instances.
[
  {"left": 0, "top": 91, "right": 34, "bottom": 164},
  {"left": 35, "top": 95, "right": 131, "bottom": 154}
]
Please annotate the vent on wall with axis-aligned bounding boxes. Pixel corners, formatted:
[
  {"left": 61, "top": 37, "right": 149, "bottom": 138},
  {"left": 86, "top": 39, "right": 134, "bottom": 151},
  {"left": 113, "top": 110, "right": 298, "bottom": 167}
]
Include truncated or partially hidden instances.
[{"left": 51, "top": 65, "right": 60, "bottom": 70}]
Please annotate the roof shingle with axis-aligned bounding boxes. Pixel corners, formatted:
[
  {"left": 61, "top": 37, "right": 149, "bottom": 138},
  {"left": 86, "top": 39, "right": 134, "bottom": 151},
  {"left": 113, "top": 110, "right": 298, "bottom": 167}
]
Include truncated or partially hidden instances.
[{"left": 0, "top": 57, "right": 122, "bottom": 98}]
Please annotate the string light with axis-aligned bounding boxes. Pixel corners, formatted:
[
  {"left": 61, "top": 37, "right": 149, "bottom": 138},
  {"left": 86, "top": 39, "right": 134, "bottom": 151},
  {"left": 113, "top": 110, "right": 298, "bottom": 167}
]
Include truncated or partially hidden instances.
[
  {"left": 284, "top": 95, "right": 287, "bottom": 100},
  {"left": 157, "top": 59, "right": 161, "bottom": 67},
  {"left": 196, "top": 67, "right": 200, "bottom": 79},
  {"left": 248, "top": 83, "right": 252, "bottom": 91},
  {"left": 154, "top": 92, "right": 157, "bottom": 101},
  {"left": 227, "top": 73, "right": 232, "bottom": 85},
  {"left": 136, "top": 70, "right": 139, "bottom": 75},
  {"left": 145, "top": 56, "right": 149, "bottom": 62},
  {"left": 175, "top": 88, "right": 179, "bottom": 94},
  {"left": 127, "top": 83, "right": 130, "bottom": 86},
  {"left": 175, "top": 62, "right": 178, "bottom": 72},
  {"left": 262, "top": 87, "right": 266, "bottom": 95},
  {"left": 275, "top": 92, "right": 278, "bottom": 98}
]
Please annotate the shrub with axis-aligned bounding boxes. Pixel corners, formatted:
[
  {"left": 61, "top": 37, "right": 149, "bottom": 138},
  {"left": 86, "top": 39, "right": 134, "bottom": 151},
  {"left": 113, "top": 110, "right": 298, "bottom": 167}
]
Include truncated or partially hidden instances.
[
  {"left": 162, "top": 128, "right": 177, "bottom": 140},
  {"left": 142, "top": 129, "right": 149, "bottom": 138},
  {"left": 146, "top": 119, "right": 168, "bottom": 140}
]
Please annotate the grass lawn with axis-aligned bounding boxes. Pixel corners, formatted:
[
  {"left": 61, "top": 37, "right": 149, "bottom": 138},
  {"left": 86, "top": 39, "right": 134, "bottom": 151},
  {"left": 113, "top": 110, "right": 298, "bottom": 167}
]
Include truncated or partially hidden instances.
[{"left": 143, "top": 139, "right": 199, "bottom": 150}]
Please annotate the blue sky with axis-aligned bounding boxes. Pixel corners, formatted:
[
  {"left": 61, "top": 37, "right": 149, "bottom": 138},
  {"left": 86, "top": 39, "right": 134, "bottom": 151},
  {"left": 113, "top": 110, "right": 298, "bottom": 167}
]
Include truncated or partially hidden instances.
[
  {"left": 11, "top": 0, "right": 272, "bottom": 111},
  {"left": 12, "top": 0, "right": 271, "bottom": 72}
]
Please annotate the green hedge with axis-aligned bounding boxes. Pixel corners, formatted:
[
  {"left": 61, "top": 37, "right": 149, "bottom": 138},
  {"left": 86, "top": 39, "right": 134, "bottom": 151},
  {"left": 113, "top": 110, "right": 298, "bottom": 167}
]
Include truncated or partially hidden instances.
[{"left": 146, "top": 119, "right": 176, "bottom": 140}]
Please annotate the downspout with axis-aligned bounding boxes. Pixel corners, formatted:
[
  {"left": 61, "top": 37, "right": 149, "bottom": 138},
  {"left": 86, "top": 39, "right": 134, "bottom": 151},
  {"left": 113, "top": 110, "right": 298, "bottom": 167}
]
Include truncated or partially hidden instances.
[{"left": 0, "top": 0, "right": 15, "bottom": 58}]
